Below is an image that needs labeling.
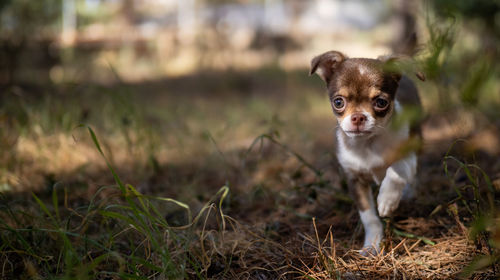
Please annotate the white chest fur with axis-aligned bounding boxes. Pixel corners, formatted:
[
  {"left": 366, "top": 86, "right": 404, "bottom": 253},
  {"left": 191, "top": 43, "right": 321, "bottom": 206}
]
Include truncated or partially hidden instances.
[{"left": 336, "top": 122, "right": 410, "bottom": 177}]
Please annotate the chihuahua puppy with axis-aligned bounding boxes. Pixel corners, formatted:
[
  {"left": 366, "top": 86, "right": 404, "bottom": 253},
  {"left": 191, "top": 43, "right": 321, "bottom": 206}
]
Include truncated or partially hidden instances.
[{"left": 310, "top": 50, "right": 424, "bottom": 255}]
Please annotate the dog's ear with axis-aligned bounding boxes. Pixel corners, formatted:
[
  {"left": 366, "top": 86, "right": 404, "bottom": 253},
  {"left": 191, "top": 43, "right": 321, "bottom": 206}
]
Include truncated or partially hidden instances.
[
  {"left": 378, "top": 54, "right": 425, "bottom": 82},
  {"left": 309, "top": 51, "right": 347, "bottom": 83}
]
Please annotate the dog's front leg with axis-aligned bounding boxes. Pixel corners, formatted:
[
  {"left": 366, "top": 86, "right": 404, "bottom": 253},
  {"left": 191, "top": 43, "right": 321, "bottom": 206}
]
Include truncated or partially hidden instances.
[
  {"left": 377, "top": 153, "right": 417, "bottom": 217},
  {"left": 348, "top": 176, "right": 383, "bottom": 255}
]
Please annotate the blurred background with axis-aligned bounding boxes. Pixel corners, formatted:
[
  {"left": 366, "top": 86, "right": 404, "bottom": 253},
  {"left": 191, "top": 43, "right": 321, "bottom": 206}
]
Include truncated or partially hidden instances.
[
  {"left": 1, "top": 0, "right": 496, "bottom": 83},
  {"left": 1, "top": 0, "right": 428, "bottom": 84}
]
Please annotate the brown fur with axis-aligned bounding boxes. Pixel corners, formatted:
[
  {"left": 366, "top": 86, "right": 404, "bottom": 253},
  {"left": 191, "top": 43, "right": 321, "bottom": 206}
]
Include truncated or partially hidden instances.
[
  {"left": 310, "top": 50, "right": 425, "bottom": 215},
  {"left": 348, "top": 174, "right": 374, "bottom": 211}
]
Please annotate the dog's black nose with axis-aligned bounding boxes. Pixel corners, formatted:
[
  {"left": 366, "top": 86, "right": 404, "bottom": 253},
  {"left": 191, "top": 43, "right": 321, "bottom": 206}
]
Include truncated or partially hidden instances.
[{"left": 351, "top": 113, "right": 366, "bottom": 126}]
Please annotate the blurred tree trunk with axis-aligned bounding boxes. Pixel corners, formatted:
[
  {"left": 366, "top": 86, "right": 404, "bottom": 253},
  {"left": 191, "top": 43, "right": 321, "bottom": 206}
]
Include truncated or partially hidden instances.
[
  {"left": 0, "top": 39, "right": 25, "bottom": 86},
  {"left": 177, "top": 0, "right": 197, "bottom": 44},
  {"left": 62, "top": 0, "right": 76, "bottom": 46},
  {"left": 391, "top": 0, "right": 417, "bottom": 55},
  {"left": 121, "top": 0, "right": 136, "bottom": 25}
]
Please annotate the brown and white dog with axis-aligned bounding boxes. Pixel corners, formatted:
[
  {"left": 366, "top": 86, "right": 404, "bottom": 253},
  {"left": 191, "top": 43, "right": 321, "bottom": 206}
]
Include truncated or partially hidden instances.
[{"left": 309, "top": 50, "right": 425, "bottom": 255}]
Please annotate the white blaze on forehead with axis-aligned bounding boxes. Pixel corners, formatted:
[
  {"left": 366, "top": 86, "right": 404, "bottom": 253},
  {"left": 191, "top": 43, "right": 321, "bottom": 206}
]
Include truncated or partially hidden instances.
[{"left": 358, "top": 65, "right": 369, "bottom": 75}]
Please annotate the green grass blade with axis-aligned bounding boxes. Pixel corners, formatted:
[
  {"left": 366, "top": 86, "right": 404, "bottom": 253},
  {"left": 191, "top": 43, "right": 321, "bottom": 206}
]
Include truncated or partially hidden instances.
[
  {"left": 82, "top": 125, "right": 125, "bottom": 192},
  {"left": 78, "top": 252, "right": 125, "bottom": 279},
  {"left": 217, "top": 185, "right": 229, "bottom": 231},
  {"left": 0, "top": 222, "right": 35, "bottom": 256},
  {"left": 32, "top": 192, "right": 59, "bottom": 228},
  {"left": 52, "top": 184, "right": 60, "bottom": 222},
  {"left": 392, "top": 228, "right": 436, "bottom": 246},
  {"left": 100, "top": 210, "right": 136, "bottom": 225}
]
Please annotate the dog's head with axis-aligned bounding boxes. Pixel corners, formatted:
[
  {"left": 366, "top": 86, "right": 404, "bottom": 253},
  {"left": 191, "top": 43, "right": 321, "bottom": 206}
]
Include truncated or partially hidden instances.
[{"left": 309, "top": 51, "right": 424, "bottom": 138}]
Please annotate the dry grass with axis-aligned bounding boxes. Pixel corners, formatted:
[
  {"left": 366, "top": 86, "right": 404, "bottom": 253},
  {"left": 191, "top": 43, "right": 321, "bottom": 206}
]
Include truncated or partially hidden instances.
[{"left": 298, "top": 223, "right": 492, "bottom": 280}]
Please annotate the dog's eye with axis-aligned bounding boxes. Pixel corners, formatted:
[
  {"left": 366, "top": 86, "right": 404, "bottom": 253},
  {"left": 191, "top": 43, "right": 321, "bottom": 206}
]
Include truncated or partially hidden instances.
[
  {"left": 373, "top": 97, "right": 389, "bottom": 110},
  {"left": 332, "top": 97, "right": 346, "bottom": 110}
]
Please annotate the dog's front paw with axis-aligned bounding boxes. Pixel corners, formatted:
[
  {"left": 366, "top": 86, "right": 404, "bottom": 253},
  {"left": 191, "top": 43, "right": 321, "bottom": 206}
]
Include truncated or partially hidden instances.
[
  {"left": 361, "top": 227, "right": 383, "bottom": 257},
  {"left": 359, "top": 245, "right": 381, "bottom": 257},
  {"left": 377, "top": 189, "right": 402, "bottom": 217}
]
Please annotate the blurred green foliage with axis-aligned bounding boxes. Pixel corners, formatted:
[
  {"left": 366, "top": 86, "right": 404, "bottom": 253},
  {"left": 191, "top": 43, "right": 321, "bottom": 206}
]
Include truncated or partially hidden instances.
[
  {"left": 420, "top": 0, "right": 499, "bottom": 112},
  {"left": 0, "top": 0, "right": 61, "bottom": 35},
  {"left": 432, "top": 0, "right": 500, "bottom": 27},
  {"left": 0, "top": 0, "right": 62, "bottom": 84}
]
